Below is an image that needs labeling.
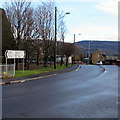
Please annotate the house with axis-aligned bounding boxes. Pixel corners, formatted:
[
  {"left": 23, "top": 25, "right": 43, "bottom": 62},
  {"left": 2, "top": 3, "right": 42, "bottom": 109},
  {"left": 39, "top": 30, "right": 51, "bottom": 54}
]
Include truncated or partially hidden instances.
[
  {"left": 56, "top": 55, "right": 72, "bottom": 64},
  {"left": 83, "top": 48, "right": 107, "bottom": 64},
  {"left": 92, "top": 49, "right": 106, "bottom": 64}
]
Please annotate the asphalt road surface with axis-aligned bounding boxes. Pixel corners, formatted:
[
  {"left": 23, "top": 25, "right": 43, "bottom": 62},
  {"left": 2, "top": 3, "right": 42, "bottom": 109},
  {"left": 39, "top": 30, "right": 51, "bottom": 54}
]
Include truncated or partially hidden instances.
[{"left": 2, "top": 65, "right": 119, "bottom": 118}]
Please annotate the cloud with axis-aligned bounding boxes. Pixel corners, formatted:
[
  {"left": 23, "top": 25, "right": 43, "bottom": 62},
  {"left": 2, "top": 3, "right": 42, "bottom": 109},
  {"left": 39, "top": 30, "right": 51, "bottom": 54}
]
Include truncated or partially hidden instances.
[{"left": 95, "top": 1, "right": 118, "bottom": 16}]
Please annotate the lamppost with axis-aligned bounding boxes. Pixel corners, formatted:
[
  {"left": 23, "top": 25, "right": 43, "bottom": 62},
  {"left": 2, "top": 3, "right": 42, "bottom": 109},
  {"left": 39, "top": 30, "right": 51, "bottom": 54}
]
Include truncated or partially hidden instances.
[
  {"left": 54, "top": 7, "right": 70, "bottom": 69},
  {"left": 73, "top": 33, "right": 81, "bottom": 64}
]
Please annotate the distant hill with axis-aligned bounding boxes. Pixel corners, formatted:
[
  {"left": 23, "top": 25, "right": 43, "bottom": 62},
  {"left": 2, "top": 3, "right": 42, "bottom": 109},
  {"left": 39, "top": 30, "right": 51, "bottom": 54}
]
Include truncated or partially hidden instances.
[{"left": 76, "top": 41, "right": 119, "bottom": 56}]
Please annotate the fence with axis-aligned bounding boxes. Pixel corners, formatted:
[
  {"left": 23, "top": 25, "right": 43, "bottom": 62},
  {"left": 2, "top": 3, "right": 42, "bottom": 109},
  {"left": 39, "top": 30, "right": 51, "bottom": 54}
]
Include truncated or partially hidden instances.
[{"left": 0, "top": 64, "right": 15, "bottom": 78}]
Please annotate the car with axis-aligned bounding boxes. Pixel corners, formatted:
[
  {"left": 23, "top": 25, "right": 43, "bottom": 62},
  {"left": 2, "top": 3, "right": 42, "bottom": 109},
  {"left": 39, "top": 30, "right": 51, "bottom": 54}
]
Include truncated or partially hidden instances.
[{"left": 96, "top": 61, "right": 103, "bottom": 65}]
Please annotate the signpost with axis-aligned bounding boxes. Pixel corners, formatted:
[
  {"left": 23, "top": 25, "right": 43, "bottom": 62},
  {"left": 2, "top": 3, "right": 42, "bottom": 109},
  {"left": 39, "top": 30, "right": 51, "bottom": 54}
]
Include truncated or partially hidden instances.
[
  {"left": 5, "top": 50, "right": 25, "bottom": 59},
  {"left": 5, "top": 50, "right": 26, "bottom": 76}
]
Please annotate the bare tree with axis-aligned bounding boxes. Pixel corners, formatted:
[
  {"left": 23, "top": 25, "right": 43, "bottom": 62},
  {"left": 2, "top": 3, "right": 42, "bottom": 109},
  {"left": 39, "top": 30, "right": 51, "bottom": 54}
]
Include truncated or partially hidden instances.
[
  {"left": 34, "top": 1, "right": 55, "bottom": 67},
  {"left": 4, "top": 0, "right": 34, "bottom": 69},
  {"left": 57, "top": 12, "right": 67, "bottom": 66},
  {"left": 4, "top": 0, "right": 33, "bottom": 48},
  {"left": 74, "top": 45, "right": 84, "bottom": 63},
  {"left": 4, "top": 0, "right": 70, "bottom": 69}
]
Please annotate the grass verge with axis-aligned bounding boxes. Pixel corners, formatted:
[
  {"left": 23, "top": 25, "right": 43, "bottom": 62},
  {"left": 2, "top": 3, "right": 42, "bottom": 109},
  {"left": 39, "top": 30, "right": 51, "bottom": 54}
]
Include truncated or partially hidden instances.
[{"left": 15, "top": 64, "right": 72, "bottom": 78}]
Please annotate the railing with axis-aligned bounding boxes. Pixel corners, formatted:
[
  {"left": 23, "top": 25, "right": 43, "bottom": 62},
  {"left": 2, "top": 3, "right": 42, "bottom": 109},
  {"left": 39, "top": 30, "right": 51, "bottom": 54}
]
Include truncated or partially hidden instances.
[{"left": 0, "top": 64, "right": 15, "bottom": 78}]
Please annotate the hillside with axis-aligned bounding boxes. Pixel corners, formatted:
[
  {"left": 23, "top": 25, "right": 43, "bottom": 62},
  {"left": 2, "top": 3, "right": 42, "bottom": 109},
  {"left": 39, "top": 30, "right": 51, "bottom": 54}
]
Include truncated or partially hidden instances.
[{"left": 76, "top": 41, "right": 119, "bottom": 56}]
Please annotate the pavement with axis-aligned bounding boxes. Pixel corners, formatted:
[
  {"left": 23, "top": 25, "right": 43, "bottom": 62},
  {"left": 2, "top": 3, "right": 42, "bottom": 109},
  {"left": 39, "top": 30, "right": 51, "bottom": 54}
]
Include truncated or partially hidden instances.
[{"left": 0, "top": 64, "right": 79, "bottom": 85}]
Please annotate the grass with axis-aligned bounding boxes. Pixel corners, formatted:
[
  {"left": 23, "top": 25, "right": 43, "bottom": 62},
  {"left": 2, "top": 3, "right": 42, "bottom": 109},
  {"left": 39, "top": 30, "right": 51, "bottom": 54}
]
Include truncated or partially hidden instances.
[{"left": 15, "top": 64, "right": 72, "bottom": 78}]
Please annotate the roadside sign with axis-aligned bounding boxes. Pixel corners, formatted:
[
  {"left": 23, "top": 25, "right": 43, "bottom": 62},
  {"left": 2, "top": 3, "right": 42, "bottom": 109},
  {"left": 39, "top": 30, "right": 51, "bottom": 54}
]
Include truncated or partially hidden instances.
[
  {"left": 5, "top": 50, "right": 25, "bottom": 59},
  {"left": 5, "top": 50, "right": 26, "bottom": 75}
]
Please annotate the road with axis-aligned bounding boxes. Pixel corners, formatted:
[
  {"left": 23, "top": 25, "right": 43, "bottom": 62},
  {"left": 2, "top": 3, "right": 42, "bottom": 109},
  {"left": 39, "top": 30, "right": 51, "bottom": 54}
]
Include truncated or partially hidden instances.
[{"left": 2, "top": 65, "right": 119, "bottom": 118}]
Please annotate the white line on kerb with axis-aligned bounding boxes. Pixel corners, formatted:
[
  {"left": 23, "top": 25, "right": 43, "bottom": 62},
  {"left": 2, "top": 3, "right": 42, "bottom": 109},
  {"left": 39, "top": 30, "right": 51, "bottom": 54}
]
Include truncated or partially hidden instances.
[
  {"left": 102, "top": 67, "right": 107, "bottom": 74},
  {"left": 19, "top": 73, "right": 58, "bottom": 83},
  {"left": 99, "top": 67, "right": 107, "bottom": 76},
  {"left": 116, "top": 101, "right": 120, "bottom": 104},
  {"left": 0, "top": 73, "right": 57, "bottom": 85},
  {"left": 75, "top": 65, "right": 81, "bottom": 71}
]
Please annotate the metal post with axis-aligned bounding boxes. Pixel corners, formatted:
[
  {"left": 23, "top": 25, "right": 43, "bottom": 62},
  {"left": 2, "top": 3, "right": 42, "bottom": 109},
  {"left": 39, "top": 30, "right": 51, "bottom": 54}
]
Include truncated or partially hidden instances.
[
  {"left": 23, "top": 58, "right": 24, "bottom": 73},
  {"left": 6, "top": 58, "right": 7, "bottom": 73},
  {"left": 13, "top": 58, "right": 15, "bottom": 76},
  {"left": 54, "top": 7, "right": 57, "bottom": 69}
]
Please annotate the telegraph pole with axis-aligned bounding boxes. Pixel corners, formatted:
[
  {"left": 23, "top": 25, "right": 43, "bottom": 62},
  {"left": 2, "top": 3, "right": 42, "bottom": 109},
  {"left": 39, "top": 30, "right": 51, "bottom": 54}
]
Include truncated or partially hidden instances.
[
  {"left": 54, "top": 7, "right": 70, "bottom": 68},
  {"left": 74, "top": 34, "right": 76, "bottom": 64},
  {"left": 54, "top": 7, "right": 57, "bottom": 69}
]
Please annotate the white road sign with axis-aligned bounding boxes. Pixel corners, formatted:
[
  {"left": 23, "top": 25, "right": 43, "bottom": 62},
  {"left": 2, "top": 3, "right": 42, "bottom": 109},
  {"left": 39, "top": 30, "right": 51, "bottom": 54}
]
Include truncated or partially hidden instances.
[{"left": 5, "top": 50, "right": 25, "bottom": 59}]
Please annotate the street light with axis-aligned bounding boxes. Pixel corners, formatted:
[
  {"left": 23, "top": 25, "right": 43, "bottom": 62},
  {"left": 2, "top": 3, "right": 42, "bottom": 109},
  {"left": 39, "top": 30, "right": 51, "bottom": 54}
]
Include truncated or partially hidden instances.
[
  {"left": 58, "top": 12, "right": 70, "bottom": 20},
  {"left": 54, "top": 7, "right": 70, "bottom": 69}
]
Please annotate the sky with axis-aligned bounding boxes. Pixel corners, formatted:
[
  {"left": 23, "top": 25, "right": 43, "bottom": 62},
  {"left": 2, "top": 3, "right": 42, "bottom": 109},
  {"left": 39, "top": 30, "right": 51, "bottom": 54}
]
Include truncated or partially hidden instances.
[
  {"left": 56, "top": 0, "right": 118, "bottom": 42},
  {"left": 1, "top": 0, "right": 119, "bottom": 42}
]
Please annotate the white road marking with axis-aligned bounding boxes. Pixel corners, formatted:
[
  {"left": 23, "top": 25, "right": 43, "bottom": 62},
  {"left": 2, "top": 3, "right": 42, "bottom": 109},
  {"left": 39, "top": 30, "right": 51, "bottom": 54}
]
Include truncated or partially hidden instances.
[
  {"left": 0, "top": 73, "right": 57, "bottom": 85},
  {"left": 17, "top": 73, "right": 57, "bottom": 83},
  {"left": 1, "top": 65, "right": 82, "bottom": 85},
  {"left": 75, "top": 65, "right": 81, "bottom": 71},
  {"left": 116, "top": 102, "right": 120, "bottom": 104},
  {"left": 99, "top": 67, "right": 107, "bottom": 76}
]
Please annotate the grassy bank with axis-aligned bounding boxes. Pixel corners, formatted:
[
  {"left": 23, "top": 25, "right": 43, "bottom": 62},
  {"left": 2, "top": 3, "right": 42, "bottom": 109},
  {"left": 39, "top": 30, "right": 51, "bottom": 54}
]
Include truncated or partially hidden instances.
[{"left": 15, "top": 64, "right": 72, "bottom": 78}]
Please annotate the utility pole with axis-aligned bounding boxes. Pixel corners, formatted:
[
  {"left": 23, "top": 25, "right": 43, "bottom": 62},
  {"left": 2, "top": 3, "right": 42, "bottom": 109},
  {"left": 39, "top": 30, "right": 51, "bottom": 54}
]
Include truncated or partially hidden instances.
[
  {"left": 74, "top": 34, "right": 76, "bottom": 64},
  {"left": 88, "top": 41, "right": 92, "bottom": 64},
  {"left": 54, "top": 7, "right": 70, "bottom": 68},
  {"left": 54, "top": 7, "right": 57, "bottom": 69}
]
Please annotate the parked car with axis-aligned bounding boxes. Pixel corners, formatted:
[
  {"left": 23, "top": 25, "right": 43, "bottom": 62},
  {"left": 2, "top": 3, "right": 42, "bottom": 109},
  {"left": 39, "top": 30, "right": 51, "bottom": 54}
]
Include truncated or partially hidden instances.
[{"left": 96, "top": 61, "right": 103, "bottom": 65}]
